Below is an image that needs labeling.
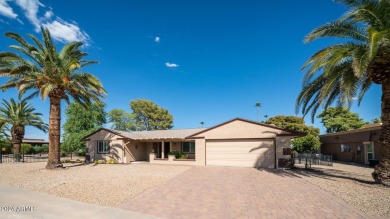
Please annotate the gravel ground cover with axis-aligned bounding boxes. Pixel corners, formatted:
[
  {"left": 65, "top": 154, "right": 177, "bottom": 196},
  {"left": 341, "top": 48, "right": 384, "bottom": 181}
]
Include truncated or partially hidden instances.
[
  {"left": 0, "top": 163, "right": 191, "bottom": 207},
  {"left": 291, "top": 162, "right": 390, "bottom": 217}
]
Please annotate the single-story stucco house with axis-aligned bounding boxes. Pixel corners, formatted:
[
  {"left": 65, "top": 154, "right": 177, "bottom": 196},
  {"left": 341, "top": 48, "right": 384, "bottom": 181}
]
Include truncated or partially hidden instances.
[
  {"left": 82, "top": 118, "right": 304, "bottom": 168},
  {"left": 320, "top": 123, "right": 382, "bottom": 164}
]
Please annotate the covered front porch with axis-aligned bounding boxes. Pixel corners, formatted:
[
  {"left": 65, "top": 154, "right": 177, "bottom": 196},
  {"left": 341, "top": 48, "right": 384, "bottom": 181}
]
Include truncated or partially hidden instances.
[{"left": 123, "top": 138, "right": 196, "bottom": 164}]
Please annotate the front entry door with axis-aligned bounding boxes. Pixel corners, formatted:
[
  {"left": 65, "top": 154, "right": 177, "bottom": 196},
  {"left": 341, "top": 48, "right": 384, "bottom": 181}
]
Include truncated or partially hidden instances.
[
  {"left": 364, "top": 142, "right": 374, "bottom": 164},
  {"left": 164, "top": 142, "right": 171, "bottom": 158}
]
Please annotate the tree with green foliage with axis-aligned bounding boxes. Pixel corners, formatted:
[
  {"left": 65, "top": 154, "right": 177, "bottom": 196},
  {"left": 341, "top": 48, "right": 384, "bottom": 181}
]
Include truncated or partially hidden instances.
[
  {"left": 291, "top": 134, "right": 321, "bottom": 153},
  {"left": 265, "top": 115, "right": 320, "bottom": 153},
  {"left": 0, "top": 28, "right": 107, "bottom": 169},
  {"left": 265, "top": 115, "right": 319, "bottom": 135},
  {"left": 372, "top": 118, "right": 382, "bottom": 124},
  {"left": 130, "top": 99, "right": 173, "bottom": 130},
  {"left": 317, "top": 107, "right": 365, "bottom": 133},
  {"left": 0, "top": 98, "right": 48, "bottom": 156},
  {"left": 62, "top": 102, "right": 106, "bottom": 158},
  {"left": 107, "top": 109, "right": 137, "bottom": 131},
  {"left": 295, "top": 0, "right": 390, "bottom": 184}
]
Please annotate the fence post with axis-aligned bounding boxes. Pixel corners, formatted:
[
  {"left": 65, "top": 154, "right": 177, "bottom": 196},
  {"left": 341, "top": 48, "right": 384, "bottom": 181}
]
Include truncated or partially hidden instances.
[{"left": 22, "top": 153, "right": 24, "bottom": 163}]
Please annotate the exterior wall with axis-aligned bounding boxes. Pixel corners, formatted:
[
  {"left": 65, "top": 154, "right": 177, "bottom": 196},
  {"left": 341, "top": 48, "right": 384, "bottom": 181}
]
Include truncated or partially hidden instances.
[
  {"left": 276, "top": 137, "right": 293, "bottom": 168},
  {"left": 320, "top": 128, "right": 381, "bottom": 164},
  {"left": 86, "top": 130, "right": 124, "bottom": 163},
  {"left": 195, "top": 138, "right": 206, "bottom": 166},
  {"left": 171, "top": 142, "right": 181, "bottom": 151},
  {"left": 123, "top": 140, "right": 148, "bottom": 163},
  {"left": 191, "top": 120, "right": 289, "bottom": 139},
  {"left": 321, "top": 130, "right": 380, "bottom": 144}
]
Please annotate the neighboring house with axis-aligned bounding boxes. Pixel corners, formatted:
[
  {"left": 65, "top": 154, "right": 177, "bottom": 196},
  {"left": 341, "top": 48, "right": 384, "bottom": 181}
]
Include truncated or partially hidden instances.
[
  {"left": 8, "top": 138, "right": 49, "bottom": 147},
  {"left": 319, "top": 123, "right": 382, "bottom": 164},
  {"left": 82, "top": 118, "right": 304, "bottom": 168}
]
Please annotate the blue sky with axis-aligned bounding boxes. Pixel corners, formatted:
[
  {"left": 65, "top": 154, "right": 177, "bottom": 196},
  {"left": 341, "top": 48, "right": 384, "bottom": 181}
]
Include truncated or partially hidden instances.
[{"left": 0, "top": 0, "right": 381, "bottom": 140}]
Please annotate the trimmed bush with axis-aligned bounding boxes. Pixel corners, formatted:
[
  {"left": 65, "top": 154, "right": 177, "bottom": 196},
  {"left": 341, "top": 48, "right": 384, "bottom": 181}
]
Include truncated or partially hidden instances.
[
  {"left": 107, "top": 158, "right": 118, "bottom": 164},
  {"left": 168, "top": 150, "right": 187, "bottom": 159},
  {"left": 21, "top": 144, "right": 32, "bottom": 154}
]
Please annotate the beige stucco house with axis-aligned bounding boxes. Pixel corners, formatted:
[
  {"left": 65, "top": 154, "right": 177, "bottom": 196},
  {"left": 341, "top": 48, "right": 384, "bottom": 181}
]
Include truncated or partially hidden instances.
[{"left": 82, "top": 118, "right": 304, "bottom": 168}]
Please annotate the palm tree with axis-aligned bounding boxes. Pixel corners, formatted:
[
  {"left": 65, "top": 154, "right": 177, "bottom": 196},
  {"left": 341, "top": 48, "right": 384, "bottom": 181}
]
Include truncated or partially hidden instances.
[
  {"left": 296, "top": 0, "right": 390, "bottom": 185},
  {"left": 0, "top": 98, "right": 48, "bottom": 157},
  {"left": 255, "top": 102, "right": 261, "bottom": 122},
  {"left": 200, "top": 121, "right": 204, "bottom": 127},
  {"left": 0, "top": 28, "right": 107, "bottom": 169}
]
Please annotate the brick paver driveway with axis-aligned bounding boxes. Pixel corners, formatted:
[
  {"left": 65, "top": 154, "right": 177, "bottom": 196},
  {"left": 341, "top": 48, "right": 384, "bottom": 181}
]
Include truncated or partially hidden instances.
[{"left": 119, "top": 166, "right": 373, "bottom": 219}]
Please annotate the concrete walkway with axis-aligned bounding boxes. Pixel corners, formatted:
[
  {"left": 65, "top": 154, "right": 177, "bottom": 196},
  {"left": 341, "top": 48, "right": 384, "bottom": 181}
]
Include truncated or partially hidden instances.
[
  {"left": 119, "top": 166, "right": 376, "bottom": 219},
  {"left": 0, "top": 184, "right": 158, "bottom": 219}
]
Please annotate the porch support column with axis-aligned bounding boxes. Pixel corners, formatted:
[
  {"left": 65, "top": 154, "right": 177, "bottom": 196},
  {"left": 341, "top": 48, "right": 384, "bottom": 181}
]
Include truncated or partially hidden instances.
[{"left": 161, "top": 141, "right": 165, "bottom": 159}]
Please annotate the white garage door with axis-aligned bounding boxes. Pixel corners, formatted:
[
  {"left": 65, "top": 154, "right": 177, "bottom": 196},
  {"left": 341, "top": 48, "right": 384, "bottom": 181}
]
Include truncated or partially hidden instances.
[{"left": 206, "top": 139, "right": 275, "bottom": 168}]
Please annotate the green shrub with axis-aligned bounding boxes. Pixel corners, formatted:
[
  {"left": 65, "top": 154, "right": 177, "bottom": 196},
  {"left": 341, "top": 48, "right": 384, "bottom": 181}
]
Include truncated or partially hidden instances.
[
  {"left": 168, "top": 150, "right": 187, "bottom": 159},
  {"left": 32, "top": 144, "right": 49, "bottom": 154},
  {"left": 97, "top": 160, "right": 105, "bottom": 164},
  {"left": 75, "top": 159, "right": 83, "bottom": 163},
  {"left": 21, "top": 144, "right": 32, "bottom": 154},
  {"left": 107, "top": 158, "right": 118, "bottom": 164}
]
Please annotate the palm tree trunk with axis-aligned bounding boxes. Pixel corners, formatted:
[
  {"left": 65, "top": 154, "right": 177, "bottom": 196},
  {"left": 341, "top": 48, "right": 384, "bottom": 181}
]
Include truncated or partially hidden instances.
[
  {"left": 13, "top": 143, "right": 21, "bottom": 154},
  {"left": 46, "top": 97, "right": 62, "bottom": 169},
  {"left": 11, "top": 125, "right": 24, "bottom": 162},
  {"left": 373, "top": 78, "right": 390, "bottom": 186}
]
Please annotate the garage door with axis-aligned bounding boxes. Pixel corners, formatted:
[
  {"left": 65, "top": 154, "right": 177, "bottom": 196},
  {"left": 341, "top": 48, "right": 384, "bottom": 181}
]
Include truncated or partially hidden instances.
[{"left": 206, "top": 139, "right": 275, "bottom": 168}]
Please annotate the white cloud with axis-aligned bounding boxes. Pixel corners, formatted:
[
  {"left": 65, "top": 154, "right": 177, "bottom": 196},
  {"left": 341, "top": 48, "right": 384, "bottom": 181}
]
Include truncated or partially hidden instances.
[
  {"left": 352, "top": 97, "right": 358, "bottom": 101},
  {"left": 44, "top": 10, "right": 53, "bottom": 19},
  {"left": 155, "top": 36, "right": 160, "bottom": 43},
  {"left": 43, "top": 19, "right": 90, "bottom": 44},
  {"left": 0, "top": 0, "right": 90, "bottom": 45},
  {"left": 165, "top": 62, "right": 179, "bottom": 68},
  {"left": 0, "top": 0, "right": 18, "bottom": 19},
  {"left": 14, "top": 0, "right": 42, "bottom": 31}
]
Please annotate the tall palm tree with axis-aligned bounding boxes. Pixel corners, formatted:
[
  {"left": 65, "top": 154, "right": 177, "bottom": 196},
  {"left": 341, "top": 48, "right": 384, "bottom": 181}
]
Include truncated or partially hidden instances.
[
  {"left": 200, "top": 121, "right": 204, "bottom": 127},
  {"left": 0, "top": 28, "right": 107, "bottom": 169},
  {"left": 0, "top": 98, "right": 48, "bottom": 156},
  {"left": 296, "top": 0, "right": 390, "bottom": 185},
  {"left": 255, "top": 102, "right": 261, "bottom": 122}
]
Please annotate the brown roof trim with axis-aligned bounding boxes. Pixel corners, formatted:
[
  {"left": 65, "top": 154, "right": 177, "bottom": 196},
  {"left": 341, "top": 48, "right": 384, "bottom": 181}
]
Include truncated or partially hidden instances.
[
  {"left": 186, "top": 136, "right": 205, "bottom": 139},
  {"left": 205, "top": 138, "right": 275, "bottom": 141},
  {"left": 185, "top": 117, "right": 306, "bottom": 138},
  {"left": 81, "top": 128, "right": 131, "bottom": 141},
  {"left": 319, "top": 124, "right": 382, "bottom": 137}
]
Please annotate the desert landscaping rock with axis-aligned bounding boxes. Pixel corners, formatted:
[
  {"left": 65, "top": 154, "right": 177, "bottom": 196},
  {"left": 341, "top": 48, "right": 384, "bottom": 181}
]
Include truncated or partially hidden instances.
[
  {"left": 0, "top": 163, "right": 190, "bottom": 207},
  {"left": 292, "top": 162, "right": 390, "bottom": 217}
]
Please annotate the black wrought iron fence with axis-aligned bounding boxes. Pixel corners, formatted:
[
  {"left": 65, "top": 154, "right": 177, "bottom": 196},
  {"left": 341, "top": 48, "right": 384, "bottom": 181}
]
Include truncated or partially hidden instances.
[
  {"left": 292, "top": 153, "right": 333, "bottom": 168},
  {"left": 0, "top": 154, "right": 48, "bottom": 163}
]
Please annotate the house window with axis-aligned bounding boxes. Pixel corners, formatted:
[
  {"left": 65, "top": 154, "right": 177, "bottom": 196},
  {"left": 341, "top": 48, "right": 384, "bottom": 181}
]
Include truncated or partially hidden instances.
[
  {"left": 341, "top": 144, "right": 349, "bottom": 152},
  {"left": 182, "top": 142, "right": 195, "bottom": 153},
  {"left": 97, "top": 141, "right": 110, "bottom": 154}
]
